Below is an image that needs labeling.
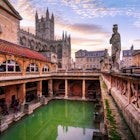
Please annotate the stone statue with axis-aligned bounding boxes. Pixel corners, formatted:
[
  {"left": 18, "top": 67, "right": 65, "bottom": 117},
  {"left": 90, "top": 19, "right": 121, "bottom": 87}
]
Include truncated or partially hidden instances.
[
  {"left": 100, "top": 49, "right": 109, "bottom": 71},
  {"left": 110, "top": 24, "right": 121, "bottom": 71}
]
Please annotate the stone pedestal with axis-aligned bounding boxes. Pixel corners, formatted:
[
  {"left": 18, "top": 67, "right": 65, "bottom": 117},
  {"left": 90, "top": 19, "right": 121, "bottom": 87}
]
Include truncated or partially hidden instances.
[
  {"left": 24, "top": 103, "right": 33, "bottom": 115},
  {"left": 0, "top": 117, "right": 8, "bottom": 132},
  {"left": 41, "top": 96, "right": 48, "bottom": 105},
  {"left": 14, "top": 113, "right": 21, "bottom": 122}
]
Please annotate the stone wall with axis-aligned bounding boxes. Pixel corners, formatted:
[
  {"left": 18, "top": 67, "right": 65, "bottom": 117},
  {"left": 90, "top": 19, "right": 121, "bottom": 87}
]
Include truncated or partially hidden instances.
[
  {"left": 102, "top": 73, "right": 140, "bottom": 140},
  {"left": 111, "top": 87, "right": 140, "bottom": 140},
  {"left": 0, "top": 8, "right": 19, "bottom": 44}
]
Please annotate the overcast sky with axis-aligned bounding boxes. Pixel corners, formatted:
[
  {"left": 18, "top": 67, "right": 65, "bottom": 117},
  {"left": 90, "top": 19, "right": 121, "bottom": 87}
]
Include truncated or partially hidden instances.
[{"left": 9, "top": 0, "right": 140, "bottom": 59}]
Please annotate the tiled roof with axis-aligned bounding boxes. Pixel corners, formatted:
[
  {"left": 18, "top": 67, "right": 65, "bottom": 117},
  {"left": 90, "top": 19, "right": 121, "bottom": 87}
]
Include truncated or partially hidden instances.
[{"left": 0, "top": 39, "right": 48, "bottom": 62}]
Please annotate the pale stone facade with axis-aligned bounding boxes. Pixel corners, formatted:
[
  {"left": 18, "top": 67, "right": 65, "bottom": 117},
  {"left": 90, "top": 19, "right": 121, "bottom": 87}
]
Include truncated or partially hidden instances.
[
  {"left": 133, "top": 50, "right": 140, "bottom": 66},
  {"left": 0, "top": 0, "right": 22, "bottom": 44},
  {"left": 122, "top": 46, "right": 140, "bottom": 68},
  {"left": 122, "top": 49, "right": 133, "bottom": 68},
  {"left": 75, "top": 49, "right": 107, "bottom": 70}
]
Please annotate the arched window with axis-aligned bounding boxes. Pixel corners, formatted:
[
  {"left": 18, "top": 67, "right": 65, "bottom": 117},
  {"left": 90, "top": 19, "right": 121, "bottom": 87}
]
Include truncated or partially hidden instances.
[
  {"left": 0, "top": 60, "right": 20, "bottom": 72},
  {"left": 30, "top": 40, "right": 35, "bottom": 50},
  {"left": 43, "top": 45, "right": 47, "bottom": 51},
  {"left": 50, "top": 45, "right": 56, "bottom": 53},
  {"left": 20, "top": 36, "right": 26, "bottom": 46},
  {"left": 57, "top": 45, "right": 62, "bottom": 59},
  {"left": 26, "top": 63, "right": 38, "bottom": 72},
  {"left": 42, "top": 65, "right": 49, "bottom": 72},
  {"left": 58, "top": 62, "right": 62, "bottom": 68}
]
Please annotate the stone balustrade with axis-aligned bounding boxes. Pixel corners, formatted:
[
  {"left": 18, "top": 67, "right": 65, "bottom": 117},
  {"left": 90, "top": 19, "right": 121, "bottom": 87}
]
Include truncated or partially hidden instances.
[
  {"left": 102, "top": 72, "right": 140, "bottom": 140},
  {"left": 0, "top": 72, "right": 22, "bottom": 77}
]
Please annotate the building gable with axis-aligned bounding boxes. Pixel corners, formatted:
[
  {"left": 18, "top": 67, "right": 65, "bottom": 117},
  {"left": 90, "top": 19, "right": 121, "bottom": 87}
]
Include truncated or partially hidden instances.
[{"left": 0, "top": 0, "right": 22, "bottom": 20}]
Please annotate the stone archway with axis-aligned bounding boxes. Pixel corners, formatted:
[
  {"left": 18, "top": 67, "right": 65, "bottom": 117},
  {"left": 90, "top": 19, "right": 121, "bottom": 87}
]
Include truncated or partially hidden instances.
[
  {"left": 70, "top": 80, "right": 82, "bottom": 96},
  {"left": 86, "top": 80, "right": 100, "bottom": 99}
]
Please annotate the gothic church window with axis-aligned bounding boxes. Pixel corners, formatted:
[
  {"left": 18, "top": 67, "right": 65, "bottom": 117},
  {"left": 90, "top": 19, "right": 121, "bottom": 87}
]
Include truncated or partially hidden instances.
[
  {"left": 30, "top": 40, "right": 35, "bottom": 50},
  {"left": 43, "top": 45, "right": 47, "bottom": 51},
  {"left": 50, "top": 45, "right": 56, "bottom": 53},
  {"left": 57, "top": 45, "right": 62, "bottom": 59},
  {"left": 58, "top": 62, "right": 62, "bottom": 68},
  {"left": 21, "top": 37, "right": 26, "bottom": 46}
]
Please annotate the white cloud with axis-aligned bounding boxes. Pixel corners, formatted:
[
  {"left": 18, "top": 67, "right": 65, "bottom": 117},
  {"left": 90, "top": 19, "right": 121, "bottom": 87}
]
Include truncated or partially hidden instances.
[
  {"left": 9, "top": 0, "right": 140, "bottom": 29},
  {"left": 8, "top": 0, "right": 140, "bottom": 56}
]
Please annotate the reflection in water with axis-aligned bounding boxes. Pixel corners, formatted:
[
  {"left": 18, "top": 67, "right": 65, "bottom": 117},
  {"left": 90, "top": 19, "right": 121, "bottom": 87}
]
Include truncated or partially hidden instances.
[
  {"left": 57, "top": 125, "right": 98, "bottom": 140},
  {"left": 0, "top": 100, "right": 100, "bottom": 140}
]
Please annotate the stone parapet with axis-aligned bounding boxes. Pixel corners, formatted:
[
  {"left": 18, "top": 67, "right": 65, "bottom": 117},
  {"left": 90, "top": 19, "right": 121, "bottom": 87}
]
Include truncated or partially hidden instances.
[
  {"left": 100, "top": 77, "right": 135, "bottom": 140},
  {"left": 111, "top": 87, "right": 140, "bottom": 140},
  {"left": 102, "top": 72, "right": 140, "bottom": 140}
]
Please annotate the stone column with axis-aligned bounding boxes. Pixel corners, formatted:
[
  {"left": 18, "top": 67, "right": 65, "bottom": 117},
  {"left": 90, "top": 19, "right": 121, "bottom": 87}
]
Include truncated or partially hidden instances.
[
  {"left": 48, "top": 79, "right": 53, "bottom": 97},
  {"left": 82, "top": 79, "right": 86, "bottom": 99},
  {"left": 18, "top": 83, "right": 26, "bottom": 113},
  {"left": 19, "top": 83, "right": 26, "bottom": 104},
  {"left": 37, "top": 81, "right": 42, "bottom": 97},
  {"left": 65, "top": 79, "right": 68, "bottom": 98}
]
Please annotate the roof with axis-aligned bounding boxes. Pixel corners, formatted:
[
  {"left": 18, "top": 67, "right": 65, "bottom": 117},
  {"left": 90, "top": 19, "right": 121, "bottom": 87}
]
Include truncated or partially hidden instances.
[
  {"left": 133, "top": 50, "right": 140, "bottom": 56},
  {"left": 123, "top": 50, "right": 133, "bottom": 57},
  {"left": 0, "top": 0, "right": 22, "bottom": 20},
  {"left": 0, "top": 39, "right": 48, "bottom": 62},
  {"left": 123, "top": 49, "right": 140, "bottom": 57},
  {"left": 75, "top": 49, "right": 106, "bottom": 58}
]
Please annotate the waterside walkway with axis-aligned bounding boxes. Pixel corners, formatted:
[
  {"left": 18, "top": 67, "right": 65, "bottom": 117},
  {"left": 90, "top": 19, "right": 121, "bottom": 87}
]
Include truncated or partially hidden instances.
[{"left": 100, "top": 79, "right": 136, "bottom": 140}]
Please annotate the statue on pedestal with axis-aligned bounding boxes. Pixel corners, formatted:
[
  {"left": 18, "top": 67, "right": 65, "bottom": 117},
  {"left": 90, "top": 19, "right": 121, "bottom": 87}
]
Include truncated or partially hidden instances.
[{"left": 110, "top": 24, "right": 121, "bottom": 71}]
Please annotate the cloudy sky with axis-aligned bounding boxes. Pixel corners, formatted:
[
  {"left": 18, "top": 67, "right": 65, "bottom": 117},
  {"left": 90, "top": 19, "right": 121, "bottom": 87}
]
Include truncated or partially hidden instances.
[{"left": 9, "top": 0, "right": 140, "bottom": 59}]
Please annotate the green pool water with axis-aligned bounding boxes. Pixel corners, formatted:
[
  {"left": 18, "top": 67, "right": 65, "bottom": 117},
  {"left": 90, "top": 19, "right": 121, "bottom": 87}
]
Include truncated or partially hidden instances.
[{"left": 0, "top": 100, "right": 100, "bottom": 140}]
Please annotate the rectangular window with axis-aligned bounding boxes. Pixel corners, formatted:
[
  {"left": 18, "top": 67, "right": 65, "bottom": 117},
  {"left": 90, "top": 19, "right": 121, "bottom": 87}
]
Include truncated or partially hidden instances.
[
  {"left": 31, "top": 67, "right": 34, "bottom": 72},
  {"left": 8, "top": 65, "right": 14, "bottom": 71},
  {"left": 16, "top": 66, "right": 20, "bottom": 72},
  {"left": 0, "top": 65, "right": 6, "bottom": 72}
]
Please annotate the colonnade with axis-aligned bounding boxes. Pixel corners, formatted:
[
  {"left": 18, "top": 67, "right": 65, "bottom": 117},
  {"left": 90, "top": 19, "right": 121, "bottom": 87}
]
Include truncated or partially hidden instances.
[
  {"left": 64, "top": 79, "right": 86, "bottom": 99},
  {"left": 2, "top": 78, "right": 95, "bottom": 107}
]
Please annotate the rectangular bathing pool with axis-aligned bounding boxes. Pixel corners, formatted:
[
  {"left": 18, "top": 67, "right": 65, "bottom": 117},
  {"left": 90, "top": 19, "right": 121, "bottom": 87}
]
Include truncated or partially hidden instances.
[{"left": 0, "top": 100, "right": 100, "bottom": 140}]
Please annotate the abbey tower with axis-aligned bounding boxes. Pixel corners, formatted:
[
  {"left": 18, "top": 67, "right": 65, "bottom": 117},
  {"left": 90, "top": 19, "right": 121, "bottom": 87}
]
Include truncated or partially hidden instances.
[
  {"left": 19, "top": 9, "right": 71, "bottom": 69},
  {"left": 35, "top": 9, "right": 54, "bottom": 41}
]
